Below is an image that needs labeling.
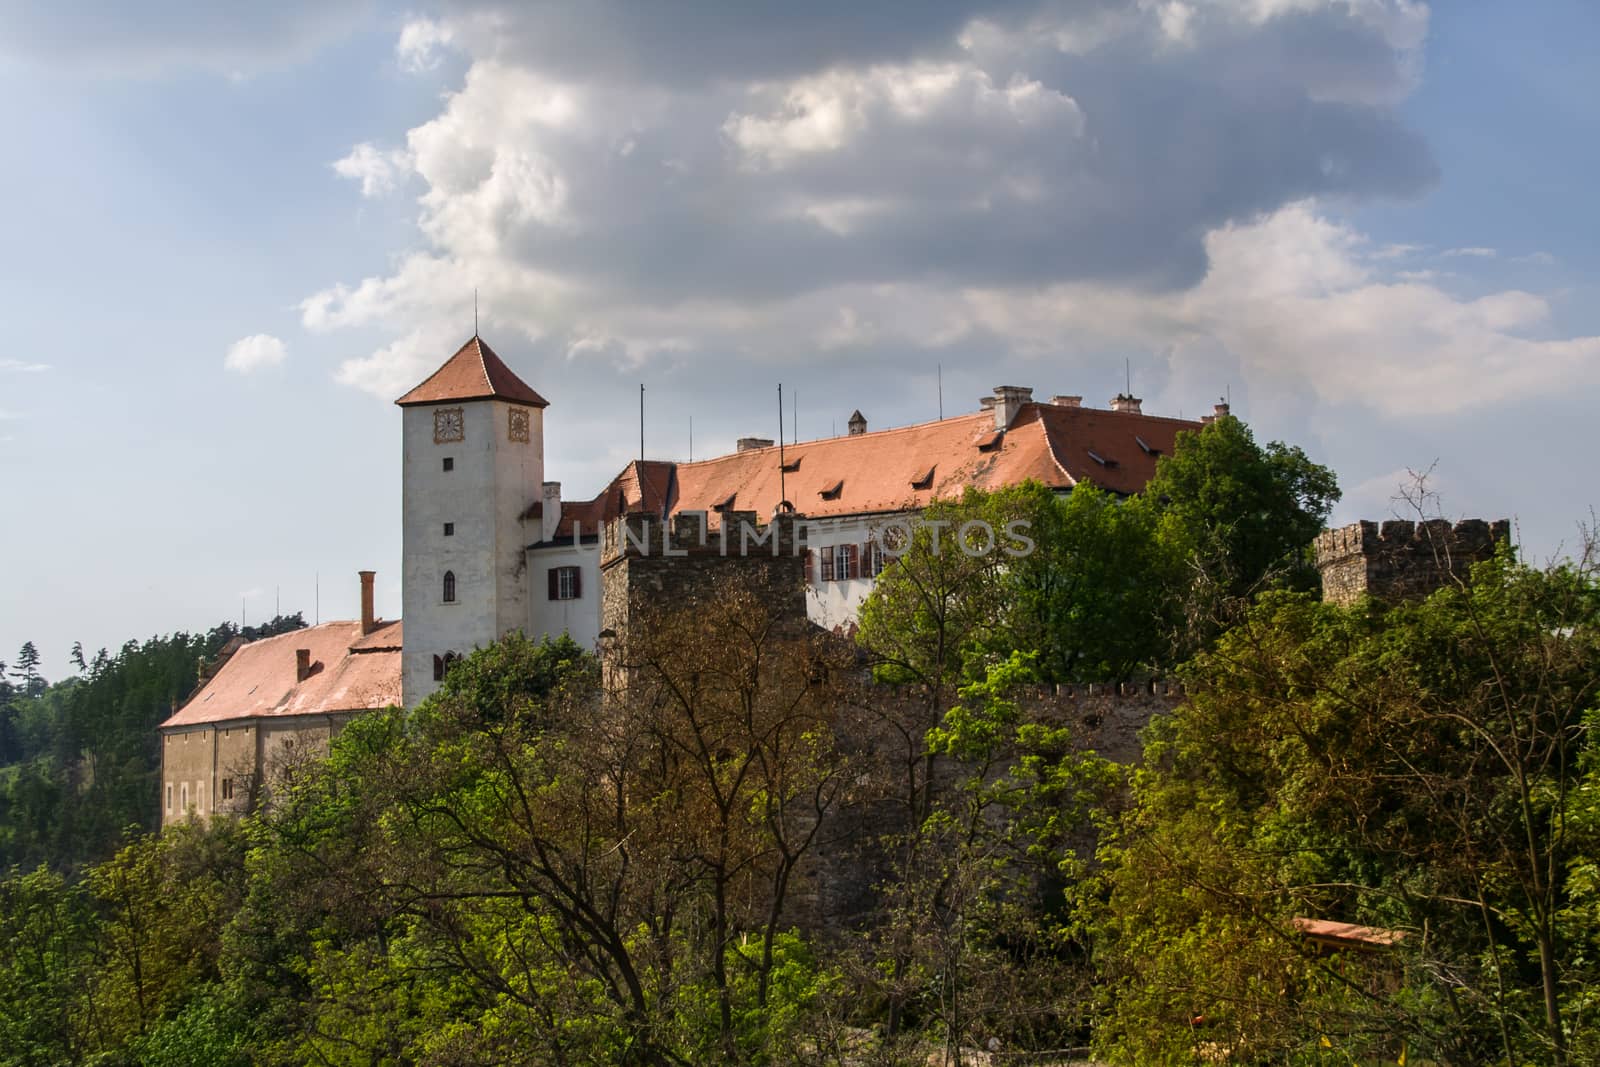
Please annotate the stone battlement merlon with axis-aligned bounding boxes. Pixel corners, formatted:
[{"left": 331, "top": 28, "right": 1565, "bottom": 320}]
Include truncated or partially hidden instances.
[
  {"left": 1315, "top": 516, "right": 1510, "bottom": 607},
  {"left": 600, "top": 510, "right": 807, "bottom": 567}
]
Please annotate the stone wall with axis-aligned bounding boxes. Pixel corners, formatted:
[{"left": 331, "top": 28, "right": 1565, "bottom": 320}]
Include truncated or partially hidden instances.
[
  {"left": 1314, "top": 518, "right": 1510, "bottom": 607},
  {"left": 599, "top": 510, "right": 808, "bottom": 641}
]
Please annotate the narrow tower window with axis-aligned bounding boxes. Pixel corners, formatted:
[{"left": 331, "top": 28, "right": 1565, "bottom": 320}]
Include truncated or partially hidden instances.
[
  {"left": 442, "top": 457, "right": 454, "bottom": 472},
  {"left": 442, "top": 570, "right": 457, "bottom": 603},
  {"left": 443, "top": 523, "right": 454, "bottom": 536}
]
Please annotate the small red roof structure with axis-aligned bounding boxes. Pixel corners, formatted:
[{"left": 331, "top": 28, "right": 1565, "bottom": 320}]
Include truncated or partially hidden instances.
[
  {"left": 161, "top": 621, "right": 402, "bottom": 728},
  {"left": 1292, "top": 917, "right": 1406, "bottom": 951},
  {"left": 395, "top": 335, "right": 549, "bottom": 408}
]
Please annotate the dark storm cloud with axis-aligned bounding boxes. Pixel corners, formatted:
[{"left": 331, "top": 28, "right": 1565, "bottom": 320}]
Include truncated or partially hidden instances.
[
  {"left": 440, "top": 0, "right": 1056, "bottom": 86},
  {"left": 419, "top": 2, "right": 1434, "bottom": 302}
]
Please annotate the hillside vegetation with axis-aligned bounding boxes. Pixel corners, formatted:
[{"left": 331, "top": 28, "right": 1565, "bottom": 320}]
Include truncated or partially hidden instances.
[{"left": 4, "top": 417, "right": 1594, "bottom": 1065}]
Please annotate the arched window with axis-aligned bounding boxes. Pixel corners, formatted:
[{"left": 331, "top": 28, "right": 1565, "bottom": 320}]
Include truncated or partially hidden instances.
[
  {"left": 442, "top": 570, "right": 456, "bottom": 603},
  {"left": 434, "top": 652, "right": 461, "bottom": 682}
]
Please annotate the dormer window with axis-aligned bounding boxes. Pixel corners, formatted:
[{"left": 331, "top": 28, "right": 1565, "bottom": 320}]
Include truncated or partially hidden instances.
[
  {"left": 819, "top": 480, "right": 844, "bottom": 501},
  {"left": 442, "top": 570, "right": 457, "bottom": 603},
  {"left": 911, "top": 465, "right": 936, "bottom": 491},
  {"left": 781, "top": 454, "right": 803, "bottom": 473},
  {"left": 1087, "top": 449, "right": 1118, "bottom": 468}
]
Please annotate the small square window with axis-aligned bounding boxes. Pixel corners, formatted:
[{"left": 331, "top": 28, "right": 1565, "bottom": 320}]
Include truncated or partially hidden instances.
[
  {"left": 443, "top": 457, "right": 454, "bottom": 472},
  {"left": 443, "top": 523, "right": 455, "bottom": 536}
]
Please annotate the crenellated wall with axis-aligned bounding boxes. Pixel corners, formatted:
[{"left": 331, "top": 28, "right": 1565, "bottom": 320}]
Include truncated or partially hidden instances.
[{"left": 1314, "top": 518, "right": 1510, "bottom": 607}]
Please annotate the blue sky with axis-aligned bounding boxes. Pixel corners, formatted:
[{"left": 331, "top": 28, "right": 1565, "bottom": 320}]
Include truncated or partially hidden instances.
[{"left": 3, "top": 0, "right": 1598, "bottom": 679}]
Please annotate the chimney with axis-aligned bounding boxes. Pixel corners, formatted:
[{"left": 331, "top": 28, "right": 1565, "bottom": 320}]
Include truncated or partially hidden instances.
[
  {"left": 736, "top": 437, "right": 775, "bottom": 452},
  {"left": 1109, "top": 393, "right": 1143, "bottom": 414},
  {"left": 1201, "top": 398, "right": 1230, "bottom": 425},
  {"left": 991, "top": 385, "right": 1033, "bottom": 430},
  {"left": 847, "top": 410, "right": 867, "bottom": 436},
  {"left": 1050, "top": 395, "right": 1082, "bottom": 408},
  {"left": 978, "top": 396, "right": 997, "bottom": 410},
  {"left": 295, "top": 648, "right": 312, "bottom": 682},
  {"left": 541, "top": 481, "right": 562, "bottom": 541},
  {"left": 359, "top": 570, "right": 377, "bottom": 635}
]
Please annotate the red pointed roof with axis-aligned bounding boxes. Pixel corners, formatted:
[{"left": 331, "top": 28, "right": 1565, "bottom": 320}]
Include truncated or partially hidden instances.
[{"left": 395, "top": 335, "right": 549, "bottom": 408}]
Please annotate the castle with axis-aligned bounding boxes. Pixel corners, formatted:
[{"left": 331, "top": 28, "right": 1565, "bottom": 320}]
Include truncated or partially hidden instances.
[{"left": 157, "top": 333, "right": 1504, "bottom": 828}]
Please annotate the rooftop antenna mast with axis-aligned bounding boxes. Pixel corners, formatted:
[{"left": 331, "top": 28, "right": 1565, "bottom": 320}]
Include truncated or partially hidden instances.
[
  {"left": 314, "top": 572, "right": 320, "bottom": 625},
  {"left": 793, "top": 388, "right": 798, "bottom": 444},
  {"left": 1125, "top": 357, "right": 1131, "bottom": 396},
  {"left": 938, "top": 363, "right": 944, "bottom": 420},
  {"left": 639, "top": 384, "right": 645, "bottom": 461},
  {"left": 689, "top": 415, "right": 693, "bottom": 463},
  {"left": 778, "top": 383, "right": 787, "bottom": 505}
]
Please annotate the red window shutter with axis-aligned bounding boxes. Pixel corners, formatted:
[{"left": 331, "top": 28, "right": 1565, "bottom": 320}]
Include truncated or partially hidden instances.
[
  {"left": 548, "top": 568, "right": 559, "bottom": 600},
  {"left": 572, "top": 567, "right": 582, "bottom": 599},
  {"left": 843, "top": 544, "right": 858, "bottom": 580},
  {"left": 862, "top": 541, "right": 873, "bottom": 577},
  {"left": 803, "top": 549, "right": 814, "bottom": 582}
]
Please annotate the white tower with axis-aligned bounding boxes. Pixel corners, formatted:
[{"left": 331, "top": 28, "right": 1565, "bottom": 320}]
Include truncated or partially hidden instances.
[{"left": 396, "top": 336, "right": 547, "bottom": 707}]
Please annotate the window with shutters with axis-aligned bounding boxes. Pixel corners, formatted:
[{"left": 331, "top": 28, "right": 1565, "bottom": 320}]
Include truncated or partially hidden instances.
[
  {"left": 817, "top": 544, "right": 858, "bottom": 582},
  {"left": 549, "top": 565, "right": 581, "bottom": 600},
  {"left": 863, "top": 539, "right": 887, "bottom": 578}
]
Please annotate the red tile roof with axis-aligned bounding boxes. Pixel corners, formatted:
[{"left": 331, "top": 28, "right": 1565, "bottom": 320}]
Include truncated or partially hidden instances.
[
  {"left": 395, "top": 336, "right": 549, "bottom": 408},
  {"left": 160, "top": 621, "right": 402, "bottom": 728},
  {"left": 543, "top": 402, "right": 1200, "bottom": 539}
]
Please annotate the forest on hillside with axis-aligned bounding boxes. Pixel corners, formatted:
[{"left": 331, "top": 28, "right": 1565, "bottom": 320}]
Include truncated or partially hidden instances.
[
  {"left": 0, "top": 615, "right": 306, "bottom": 873},
  {"left": 3, "top": 416, "right": 1596, "bottom": 1066}
]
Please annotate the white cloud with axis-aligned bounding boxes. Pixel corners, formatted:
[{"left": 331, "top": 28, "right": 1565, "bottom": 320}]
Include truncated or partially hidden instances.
[
  {"left": 296, "top": 2, "right": 1600, "bottom": 427},
  {"left": 0, "top": 358, "right": 50, "bottom": 372},
  {"left": 223, "top": 334, "right": 288, "bottom": 374},
  {"left": 396, "top": 17, "right": 455, "bottom": 73},
  {"left": 332, "top": 143, "right": 412, "bottom": 197},
  {"left": 1442, "top": 246, "right": 1497, "bottom": 258},
  {"left": 1513, "top": 251, "right": 1556, "bottom": 266},
  {"left": 724, "top": 63, "right": 1084, "bottom": 170}
]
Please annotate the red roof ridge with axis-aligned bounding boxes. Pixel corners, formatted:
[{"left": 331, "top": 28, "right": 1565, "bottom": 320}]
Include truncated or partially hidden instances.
[{"left": 678, "top": 410, "right": 993, "bottom": 474}]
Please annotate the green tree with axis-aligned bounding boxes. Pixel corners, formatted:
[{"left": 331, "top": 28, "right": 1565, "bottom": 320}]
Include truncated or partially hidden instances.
[
  {"left": 1145, "top": 414, "right": 1339, "bottom": 636},
  {"left": 1091, "top": 545, "right": 1600, "bottom": 1066}
]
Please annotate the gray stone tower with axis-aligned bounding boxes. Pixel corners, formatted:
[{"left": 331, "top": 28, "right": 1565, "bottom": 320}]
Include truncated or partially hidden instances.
[{"left": 1314, "top": 518, "right": 1510, "bottom": 607}]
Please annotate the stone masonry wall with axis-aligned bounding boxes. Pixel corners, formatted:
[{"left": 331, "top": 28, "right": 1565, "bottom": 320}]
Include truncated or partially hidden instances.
[{"left": 1314, "top": 518, "right": 1510, "bottom": 607}]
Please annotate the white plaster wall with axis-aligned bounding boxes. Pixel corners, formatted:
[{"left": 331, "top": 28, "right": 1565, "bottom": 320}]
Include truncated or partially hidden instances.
[
  {"left": 526, "top": 541, "right": 603, "bottom": 650},
  {"left": 402, "top": 399, "right": 544, "bottom": 707},
  {"left": 797, "top": 515, "right": 883, "bottom": 631}
]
